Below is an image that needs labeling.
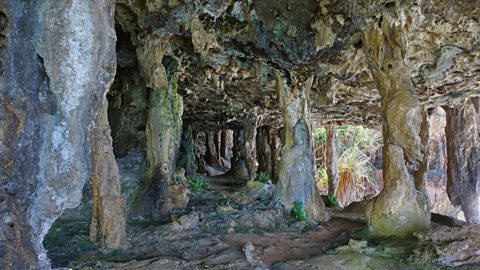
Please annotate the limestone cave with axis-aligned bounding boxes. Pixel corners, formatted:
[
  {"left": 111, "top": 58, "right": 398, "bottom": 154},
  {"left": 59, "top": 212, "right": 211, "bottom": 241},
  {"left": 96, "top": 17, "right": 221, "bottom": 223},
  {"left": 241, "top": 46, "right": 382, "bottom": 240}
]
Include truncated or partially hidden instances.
[{"left": 0, "top": 0, "right": 479, "bottom": 269}]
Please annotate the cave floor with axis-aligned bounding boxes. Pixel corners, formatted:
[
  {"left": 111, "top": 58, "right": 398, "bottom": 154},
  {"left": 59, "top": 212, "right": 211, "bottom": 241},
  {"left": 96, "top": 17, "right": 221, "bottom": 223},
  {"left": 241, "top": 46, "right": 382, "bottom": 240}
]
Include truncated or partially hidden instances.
[{"left": 45, "top": 173, "right": 479, "bottom": 270}]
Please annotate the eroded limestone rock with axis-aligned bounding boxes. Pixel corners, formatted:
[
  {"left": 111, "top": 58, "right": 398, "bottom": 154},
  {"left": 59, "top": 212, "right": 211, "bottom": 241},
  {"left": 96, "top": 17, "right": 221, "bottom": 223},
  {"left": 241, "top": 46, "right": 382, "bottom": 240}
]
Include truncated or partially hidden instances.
[
  {"left": 89, "top": 102, "right": 126, "bottom": 249},
  {"left": 426, "top": 107, "right": 463, "bottom": 219},
  {"left": 0, "top": 0, "right": 116, "bottom": 268},
  {"left": 363, "top": 11, "right": 430, "bottom": 236},
  {"left": 326, "top": 124, "right": 338, "bottom": 197},
  {"left": 177, "top": 124, "right": 198, "bottom": 176},
  {"left": 273, "top": 71, "right": 329, "bottom": 222},
  {"left": 445, "top": 98, "right": 480, "bottom": 224},
  {"left": 134, "top": 36, "right": 188, "bottom": 219},
  {"left": 414, "top": 225, "right": 480, "bottom": 267},
  {"left": 226, "top": 116, "right": 259, "bottom": 182}
]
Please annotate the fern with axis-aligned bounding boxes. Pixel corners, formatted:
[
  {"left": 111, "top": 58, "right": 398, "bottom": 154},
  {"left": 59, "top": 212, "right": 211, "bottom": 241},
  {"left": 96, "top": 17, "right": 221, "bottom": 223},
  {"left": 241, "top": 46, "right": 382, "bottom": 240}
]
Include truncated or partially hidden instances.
[{"left": 291, "top": 201, "right": 307, "bottom": 221}]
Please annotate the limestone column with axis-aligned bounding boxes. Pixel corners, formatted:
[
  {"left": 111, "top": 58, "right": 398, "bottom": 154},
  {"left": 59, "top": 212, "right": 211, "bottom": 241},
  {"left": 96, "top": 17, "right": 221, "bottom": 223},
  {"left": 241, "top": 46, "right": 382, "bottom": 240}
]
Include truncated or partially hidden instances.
[
  {"left": 363, "top": 13, "right": 430, "bottom": 236},
  {"left": 269, "top": 127, "right": 282, "bottom": 183},
  {"left": 326, "top": 124, "right": 338, "bottom": 197},
  {"left": 206, "top": 130, "right": 221, "bottom": 169},
  {"left": 444, "top": 98, "right": 480, "bottom": 224},
  {"left": 220, "top": 130, "right": 229, "bottom": 160},
  {"left": 226, "top": 116, "right": 259, "bottom": 181},
  {"left": 414, "top": 110, "right": 430, "bottom": 192},
  {"left": 273, "top": 71, "right": 329, "bottom": 222},
  {"left": 89, "top": 101, "right": 126, "bottom": 249},
  {"left": 227, "top": 129, "right": 250, "bottom": 182},
  {"left": 244, "top": 115, "right": 259, "bottom": 180},
  {"left": 177, "top": 124, "right": 197, "bottom": 176},
  {"left": 134, "top": 36, "right": 187, "bottom": 218},
  {"left": 194, "top": 131, "right": 208, "bottom": 174},
  {"left": 256, "top": 126, "right": 273, "bottom": 177}
]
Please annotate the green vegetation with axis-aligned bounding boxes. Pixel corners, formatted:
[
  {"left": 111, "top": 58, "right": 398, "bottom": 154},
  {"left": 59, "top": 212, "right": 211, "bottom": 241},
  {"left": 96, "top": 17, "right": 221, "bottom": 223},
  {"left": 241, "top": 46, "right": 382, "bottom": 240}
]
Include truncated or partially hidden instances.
[
  {"left": 291, "top": 201, "right": 307, "bottom": 222},
  {"left": 301, "top": 220, "right": 317, "bottom": 233},
  {"left": 314, "top": 125, "right": 382, "bottom": 207},
  {"left": 174, "top": 173, "right": 184, "bottom": 184},
  {"left": 188, "top": 175, "right": 209, "bottom": 192},
  {"left": 314, "top": 127, "right": 327, "bottom": 145},
  {"left": 316, "top": 165, "right": 328, "bottom": 192},
  {"left": 223, "top": 105, "right": 236, "bottom": 117},
  {"left": 255, "top": 171, "right": 271, "bottom": 183},
  {"left": 327, "top": 194, "right": 340, "bottom": 208}
]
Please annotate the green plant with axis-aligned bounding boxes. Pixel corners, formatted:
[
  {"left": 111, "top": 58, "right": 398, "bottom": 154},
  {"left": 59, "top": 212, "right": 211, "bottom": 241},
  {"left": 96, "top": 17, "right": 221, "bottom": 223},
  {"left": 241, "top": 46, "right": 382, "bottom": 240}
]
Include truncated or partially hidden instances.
[
  {"left": 314, "top": 127, "right": 327, "bottom": 145},
  {"left": 327, "top": 194, "right": 340, "bottom": 208},
  {"left": 301, "top": 220, "right": 317, "bottom": 233},
  {"left": 255, "top": 171, "right": 270, "bottom": 183},
  {"left": 291, "top": 201, "right": 307, "bottom": 221},
  {"left": 223, "top": 105, "right": 236, "bottom": 117},
  {"left": 336, "top": 146, "right": 374, "bottom": 207},
  {"left": 316, "top": 165, "right": 328, "bottom": 192},
  {"left": 174, "top": 173, "right": 183, "bottom": 183},
  {"left": 188, "top": 176, "right": 209, "bottom": 192}
]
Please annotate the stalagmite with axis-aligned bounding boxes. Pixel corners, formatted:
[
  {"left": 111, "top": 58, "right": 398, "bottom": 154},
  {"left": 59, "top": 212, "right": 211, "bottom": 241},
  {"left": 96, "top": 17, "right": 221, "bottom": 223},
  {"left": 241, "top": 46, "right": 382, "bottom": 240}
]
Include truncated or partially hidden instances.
[
  {"left": 89, "top": 102, "right": 126, "bottom": 249},
  {"left": 326, "top": 124, "right": 338, "bottom": 197},
  {"left": 273, "top": 71, "right": 329, "bottom": 222},
  {"left": 363, "top": 12, "right": 430, "bottom": 236},
  {"left": 444, "top": 98, "right": 480, "bottom": 224}
]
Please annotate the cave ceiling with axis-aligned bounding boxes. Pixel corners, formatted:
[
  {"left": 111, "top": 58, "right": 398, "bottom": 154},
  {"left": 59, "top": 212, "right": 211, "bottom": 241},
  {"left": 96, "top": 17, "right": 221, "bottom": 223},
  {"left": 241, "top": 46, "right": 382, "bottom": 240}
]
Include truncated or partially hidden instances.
[{"left": 115, "top": 0, "right": 480, "bottom": 130}]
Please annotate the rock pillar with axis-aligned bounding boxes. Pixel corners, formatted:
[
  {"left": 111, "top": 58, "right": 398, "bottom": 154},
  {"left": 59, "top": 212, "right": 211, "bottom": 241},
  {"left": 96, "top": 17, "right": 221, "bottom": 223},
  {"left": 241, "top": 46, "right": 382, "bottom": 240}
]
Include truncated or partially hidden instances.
[
  {"left": 273, "top": 71, "right": 329, "bottom": 222},
  {"left": 178, "top": 124, "right": 198, "bottom": 176},
  {"left": 244, "top": 115, "right": 259, "bottom": 180},
  {"left": 89, "top": 102, "right": 126, "bottom": 249},
  {"left": 227, "top": 116, "right": 259, "bottom": 182},
  {"left": 269, "top": 127, "right": 282, "bottom": 183},
  {"left": 206, "top": 131, "right": 221, "bottom": 169},
  {"left": 0, "top": 0, "right": 116, "bottom": 268},
  {"left": 326, "top": 124, "right": 338, "bottom": 197},
  {"left": 134, "top": 37, "right": 188, "bottom": 218},
  {"left": 444, "top": 98, "right": 480, "bottom": 224},
  {"left": 363, "top": 13, "right": 430, "bottom": 236},
  {"left": 256, "top": 126, "right": 273, "bottom": 178}
]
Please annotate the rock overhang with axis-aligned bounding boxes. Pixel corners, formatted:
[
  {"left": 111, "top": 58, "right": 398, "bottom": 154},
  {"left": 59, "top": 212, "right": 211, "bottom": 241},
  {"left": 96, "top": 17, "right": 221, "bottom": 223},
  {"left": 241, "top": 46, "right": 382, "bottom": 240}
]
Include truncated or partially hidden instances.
[{"left": 114, "top": 0, "right": 480, "bottom": 130}]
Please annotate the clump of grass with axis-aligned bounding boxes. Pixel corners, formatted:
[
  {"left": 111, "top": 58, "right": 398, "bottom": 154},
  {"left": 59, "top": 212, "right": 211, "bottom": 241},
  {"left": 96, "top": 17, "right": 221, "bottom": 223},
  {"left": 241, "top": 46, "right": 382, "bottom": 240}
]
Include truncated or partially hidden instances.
[
  {"left": 255, "top": 171, "right": 271, "bottom": 183},
  {"left": 291, "top": 201, "right": 307, "bottom": 221},
  {"left": 188, "top": 175, "right": 209, "bottom": 193},
  {"left": 223, "top": 105, "right": 236, "bottom": 117},
  {"left": 327, "top": 194, "right": 340, "bottom": 208}
]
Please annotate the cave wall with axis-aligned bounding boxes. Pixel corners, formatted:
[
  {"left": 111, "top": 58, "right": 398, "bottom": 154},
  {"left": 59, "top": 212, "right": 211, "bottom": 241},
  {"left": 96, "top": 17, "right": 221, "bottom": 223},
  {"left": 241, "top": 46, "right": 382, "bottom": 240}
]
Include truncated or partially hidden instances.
[{"left": 0, "top": 0, "right": 116, "bottom": 268}]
